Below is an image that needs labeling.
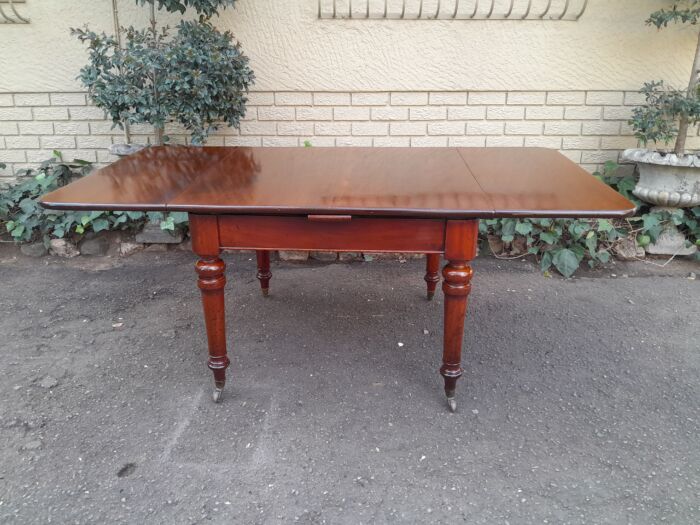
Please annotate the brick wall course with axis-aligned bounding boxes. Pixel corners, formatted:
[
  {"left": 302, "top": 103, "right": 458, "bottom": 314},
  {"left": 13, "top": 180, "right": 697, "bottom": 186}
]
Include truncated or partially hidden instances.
[{"left": 2, "top": 90, "right": 697, "bottom": 183}]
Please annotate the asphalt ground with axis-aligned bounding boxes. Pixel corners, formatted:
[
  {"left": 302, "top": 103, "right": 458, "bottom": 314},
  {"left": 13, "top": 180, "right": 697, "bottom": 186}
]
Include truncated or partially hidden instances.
[{"left": 0, "top": 247, "right": 698, "bottom": 524}]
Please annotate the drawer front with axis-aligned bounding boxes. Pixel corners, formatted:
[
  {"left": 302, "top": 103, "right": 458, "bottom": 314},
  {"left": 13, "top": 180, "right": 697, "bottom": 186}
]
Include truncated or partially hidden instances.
[{"left": 217, "top": 215, "right": 447, "bottom": 253}]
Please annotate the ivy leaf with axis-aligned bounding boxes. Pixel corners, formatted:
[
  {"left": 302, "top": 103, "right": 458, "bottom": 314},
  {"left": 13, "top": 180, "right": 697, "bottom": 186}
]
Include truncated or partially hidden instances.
[
  {"left": 596, "top": 251, "right": 611, "bottom": 263},
  {"left": 169, "top": 211, "right": 189, "bottom": 224},
  {"left": 160, "top": 217, "right": 176, "bottom": 231},
  {"left": 19, "top": 198, "right": 36, "bottom": 214},
  {"left": 515, "top": 221, "right": 533, "bottom": 236},
  {"left": 540, "top": 251, "right": 553, "bottom": 272},
  {"left": 92, "top": 219, "right": 110, "bottom": 233},
  {"left": 669, "top": 208, "right": 685, "bottom": 226},
  {"left": 10, "top": 224, "right": 25, "bottom": 239},
  {"left": 540, "top": 232, "right": 557, "bottom": 245},
  {"left": 585, "top": 231, "right": 598, "bottom": 255},
  {"left": 642, "top": 214, "right": 663, "bottom": 240},
  {"left": 501, "top": 219, "right": 516, "bottom": 237},
  {"left": 552, "top": 249, "right": 580, "bottom": 278},
  {"left": 597, "top": 219, "right": 613, "bottom": 232}
]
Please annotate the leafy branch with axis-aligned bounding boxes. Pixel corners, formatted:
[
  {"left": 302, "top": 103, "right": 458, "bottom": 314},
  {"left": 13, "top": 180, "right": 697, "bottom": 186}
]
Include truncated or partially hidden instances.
[
  {"left": 630, "top": 1, "right": 700, "bottom": 155},
  {"left": 73, "top": 0, "right": 253, "bottom": 146}
]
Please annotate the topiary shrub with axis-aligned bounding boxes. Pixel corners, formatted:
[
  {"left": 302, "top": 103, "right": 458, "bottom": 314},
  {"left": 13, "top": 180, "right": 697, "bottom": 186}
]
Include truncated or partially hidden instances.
[{"left": 72, "top": 0, "right": 253, "bottom": 145}]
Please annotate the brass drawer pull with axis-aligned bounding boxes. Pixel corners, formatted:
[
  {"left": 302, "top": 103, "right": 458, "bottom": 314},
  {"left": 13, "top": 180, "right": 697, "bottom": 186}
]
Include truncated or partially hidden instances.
[{"left": 307, "top": 214, "right": 352, "bottom": 222}]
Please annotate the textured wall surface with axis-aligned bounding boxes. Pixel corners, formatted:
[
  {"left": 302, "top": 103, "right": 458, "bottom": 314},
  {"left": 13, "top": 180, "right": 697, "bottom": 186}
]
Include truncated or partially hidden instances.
[
  {"left": 1, "top": 1, "right": 696, "bottom": 180},
  {"left": 3, "top": 88, "right": 699, "bottom": 182},
  {"left": 0, "top": 0, "right": 695, "bottom": 92}
]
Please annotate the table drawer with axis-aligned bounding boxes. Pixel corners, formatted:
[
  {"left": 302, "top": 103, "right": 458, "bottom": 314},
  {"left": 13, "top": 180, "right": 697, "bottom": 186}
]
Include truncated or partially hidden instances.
[{"left": 217, "top": 215, "right": 447, "bottom": 253}]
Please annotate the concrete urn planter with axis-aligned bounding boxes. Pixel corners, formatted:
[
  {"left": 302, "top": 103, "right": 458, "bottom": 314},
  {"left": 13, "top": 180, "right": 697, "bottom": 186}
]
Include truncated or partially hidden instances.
[
  {"left": 622, "top": 148, "right": 700, "bottom": 256},
  {"left": 109, "top": 143, "right": 147, "bottom": 157}
]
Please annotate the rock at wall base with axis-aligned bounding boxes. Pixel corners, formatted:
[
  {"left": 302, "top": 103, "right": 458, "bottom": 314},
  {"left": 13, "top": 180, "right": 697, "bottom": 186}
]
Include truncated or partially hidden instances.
[
  {"left": 135, "top": 222, "right": 183, "bottom": 244},
  {"left": 339, "top": 252, "right": 362, "bottom": 262},
  {"left": 144, "top": 244, "right": 169, "bottom": 253},
  {"left": 614, "top": 237, "right": 645, "bottom": 260},
  {"left": 119, "top": 241, "right": 144, "bottom": 257},
  {"left": 49, "top": 239, "right": 79, "bottom": 258},
  {"left": 279, "top": 250, "right": 309, "bottom": 261},
  {"left": 20, "top": 242, "right": 48, "bottom": 257},
  {"left": 310, "top": 251, "right": 338, "bottom": 262},
  {"left": 79, "top": 236, "right": 110, "bottom": 256}
]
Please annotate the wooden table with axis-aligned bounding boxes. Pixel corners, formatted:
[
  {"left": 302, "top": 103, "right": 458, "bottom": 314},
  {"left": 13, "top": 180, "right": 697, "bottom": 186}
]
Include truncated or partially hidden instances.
[{"left": 40, "top": 146, "right": 634, "bottom": 411}]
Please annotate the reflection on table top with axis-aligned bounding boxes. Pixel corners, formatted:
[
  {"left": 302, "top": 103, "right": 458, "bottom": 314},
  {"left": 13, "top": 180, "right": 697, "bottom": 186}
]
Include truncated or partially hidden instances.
[{"left": 40, "top": 146, "right": 635, "bottom": 219}]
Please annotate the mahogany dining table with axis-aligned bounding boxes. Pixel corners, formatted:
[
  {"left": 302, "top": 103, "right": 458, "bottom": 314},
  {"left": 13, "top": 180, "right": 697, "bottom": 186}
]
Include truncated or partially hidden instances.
[{"left": 40, "top": 146, "right": 635, "bottom": 412}]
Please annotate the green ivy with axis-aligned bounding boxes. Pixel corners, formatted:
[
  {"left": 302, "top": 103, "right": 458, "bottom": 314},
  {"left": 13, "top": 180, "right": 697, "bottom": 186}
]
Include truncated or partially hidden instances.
[
  {"left": 3, "top": 157, "right": 698, "bottom": 274},
  {"left": 0, "top": 153, "right": 188, "bottom": 246},
  {"left": 480, "top": 162, "right": 700, "bottom": 278}
]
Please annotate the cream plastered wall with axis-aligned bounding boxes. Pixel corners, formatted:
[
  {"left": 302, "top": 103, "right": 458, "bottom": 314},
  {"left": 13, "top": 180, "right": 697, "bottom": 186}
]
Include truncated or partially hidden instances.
[
  {"left": 0, "top": 0, "right": 696, "bottom": 93},
  {"left": 2, "top": 1, "right": 699, "bottom": 180}
]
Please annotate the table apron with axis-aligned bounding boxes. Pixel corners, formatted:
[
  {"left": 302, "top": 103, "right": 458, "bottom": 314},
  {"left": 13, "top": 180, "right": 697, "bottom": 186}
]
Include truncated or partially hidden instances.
[{"left": 214, "top": 215, "right": 449, "bottom": 253}]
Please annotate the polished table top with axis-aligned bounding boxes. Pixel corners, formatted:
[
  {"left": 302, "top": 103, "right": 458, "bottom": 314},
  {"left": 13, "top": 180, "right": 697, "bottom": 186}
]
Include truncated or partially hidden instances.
[{"left": 40, "top": 146, "right": 635, "bottom": 219}]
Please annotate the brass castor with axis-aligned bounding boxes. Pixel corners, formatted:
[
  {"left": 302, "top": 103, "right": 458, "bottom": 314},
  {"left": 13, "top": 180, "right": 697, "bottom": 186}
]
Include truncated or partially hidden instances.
[
  {"left": 212, "top": 381, "right": 225, "bottom": 403},
  {"left": 212, "top": 388, "right": 224, "bottom": 403}
]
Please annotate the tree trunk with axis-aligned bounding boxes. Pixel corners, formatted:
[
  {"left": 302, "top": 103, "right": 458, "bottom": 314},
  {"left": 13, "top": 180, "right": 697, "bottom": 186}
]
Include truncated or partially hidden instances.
[
  {"left": 149, "top": 4, "right": 162, "bottom": 147},
  {"left": 154, "top": 126, "right": 164, "bottom": 146},
  {"left": 112, "top": 0, "right": 131, "bottom": 144},
  {"left": 676, "top": 30, "right": 700, "bottom": 156}
]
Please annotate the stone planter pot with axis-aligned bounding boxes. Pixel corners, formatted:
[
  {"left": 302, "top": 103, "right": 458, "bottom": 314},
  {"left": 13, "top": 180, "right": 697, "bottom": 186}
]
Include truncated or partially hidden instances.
[
  {"left": 109, "top": 143, "right": 147, "bottom": 157},
  {"left": 622, "top": 148, "right": 699, "bottom": 256},
  {"left": 622, "top": 149, "right": 700, "bottom": 207}
]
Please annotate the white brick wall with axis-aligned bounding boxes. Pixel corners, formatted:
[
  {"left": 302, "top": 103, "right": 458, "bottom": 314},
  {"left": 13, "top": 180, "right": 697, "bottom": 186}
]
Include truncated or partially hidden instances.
[{"left": 2, "top": 90, "right": 698, "bottom": 182}]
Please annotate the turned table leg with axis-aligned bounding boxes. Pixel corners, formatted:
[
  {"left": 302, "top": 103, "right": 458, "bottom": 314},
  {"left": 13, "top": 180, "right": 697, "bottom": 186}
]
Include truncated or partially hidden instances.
[
  {"left": 424, "top": 253, "right": 440, "bottom": 300},
  {"left": 440, "top": 220, "right": 478, "bottom": 412},
  {"left": 190, "top": 215, "right": 230, "bottom": 403},
  {"left": 256, "top": 250, "right": 272, "bottom": 297}
]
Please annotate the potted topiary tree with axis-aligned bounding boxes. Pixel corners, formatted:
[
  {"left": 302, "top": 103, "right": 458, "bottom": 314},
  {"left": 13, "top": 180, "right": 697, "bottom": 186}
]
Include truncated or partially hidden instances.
[
  {"left": 73, "top": 0, "right": 254, "bottom": 154},
  {"left": 623, "top": 0, "right": 700, "bottom": 255}
]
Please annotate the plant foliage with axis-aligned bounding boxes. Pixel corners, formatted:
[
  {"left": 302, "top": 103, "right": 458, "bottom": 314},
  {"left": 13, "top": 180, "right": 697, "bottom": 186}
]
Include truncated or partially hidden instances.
[
  {"left": 0, "top": 153, "right": 188, "bottom": 245},
  {"left": 480, "top": 162, "right": 700, "bottom": 278},
  {"left": 73, "top": 19, "right": 253, "bottom": 145},
  {"left": 647, "top": 0, "right": 700, "bottom": 27},
  {"left": 73, "top": 0, "right": 252, "bottom": 145},
  {"left": 630, "top": 1, "right": 700, "bottom": 154},
  {"left": 629, "top": 81, "right": 700, "bottom": 147},
  {"left": 136, "top": 0, "right": 237, "bottom": 17},
  {"left": 3, "top": 159, "right": 697, "bottom": 277}
]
